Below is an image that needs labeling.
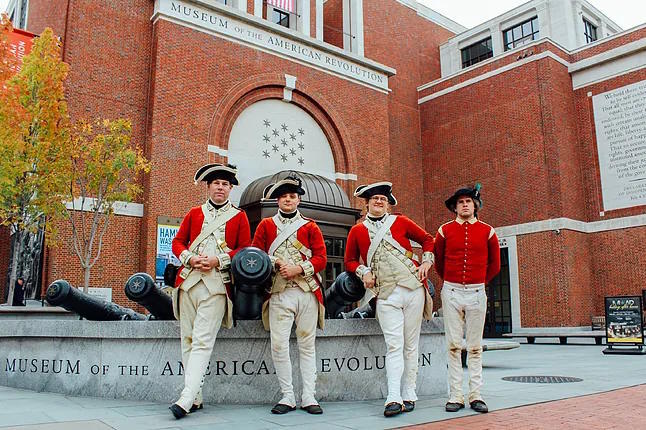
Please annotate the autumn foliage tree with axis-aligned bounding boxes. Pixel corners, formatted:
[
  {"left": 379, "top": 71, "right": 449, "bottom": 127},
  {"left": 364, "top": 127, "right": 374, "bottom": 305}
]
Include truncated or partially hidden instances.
[
  {"left": 0, "top": 17, "right": 70, "bottom": 304},
  {"left": 67, "top": 119, "right": 150, "bottom": 292},
  {"left": 1, "top": 15, "right": 150, "bottom": 300}
]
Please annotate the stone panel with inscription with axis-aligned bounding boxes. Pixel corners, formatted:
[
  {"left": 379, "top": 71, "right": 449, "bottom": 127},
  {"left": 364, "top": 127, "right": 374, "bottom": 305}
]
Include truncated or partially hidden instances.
[
  {"left": 593, "top": 79, "right": 646, "bottom": 211},
  {"left": 0, "top": 319, "right": 446, "bottom": 404}
]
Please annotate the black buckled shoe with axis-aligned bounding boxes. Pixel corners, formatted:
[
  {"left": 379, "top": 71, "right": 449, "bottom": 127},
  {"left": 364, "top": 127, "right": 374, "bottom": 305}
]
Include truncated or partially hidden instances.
[
  {"left": 169, "top": 403, "right": 188, "bottom": 419},
  {"left": 470, "top": 400, "right": 488, "bottom": 413},
  {"left": 189, "top": 403, "right": 203, "bottom": 413},
  {"left": 271, "top": 403, "right": 296, "bottom": 414},
  {"left": 383, "top": 402, "right": 402, "bottom": 417},
  {"left": 301, "top": 404, "right": 323, "bottom": 414},
  {"left": 445, "top": 402, "right": 465, "bottom": 412},
  {"left": 402, "top": 401, "right": 415, "bottom": 412}
]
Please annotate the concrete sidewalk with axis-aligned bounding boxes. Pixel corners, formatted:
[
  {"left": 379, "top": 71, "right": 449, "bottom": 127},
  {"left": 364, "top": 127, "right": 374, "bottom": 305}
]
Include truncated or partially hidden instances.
[{"left": 1, "top": 340, "right": 646, "bottom": 430}]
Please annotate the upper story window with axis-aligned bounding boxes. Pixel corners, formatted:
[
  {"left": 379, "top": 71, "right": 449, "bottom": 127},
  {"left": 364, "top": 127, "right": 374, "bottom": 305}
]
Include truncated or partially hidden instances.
[
  {"left": 503, "top": 16, "right": 539, "bottom": 51},
  {"left": 584, "top": 18, "right": 598, "bottom": 43},
  {"left": 267, "top": 0, "right": 297, "bottom": 30},
  {"left": 461, "top": 37, "right": 493, "bottom": 68}
]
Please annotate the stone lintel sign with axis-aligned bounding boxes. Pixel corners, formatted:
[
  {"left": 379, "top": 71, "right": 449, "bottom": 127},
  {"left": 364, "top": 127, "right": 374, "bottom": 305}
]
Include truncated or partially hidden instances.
[{"left": 152, "top": 0, "right": 392, "bottom": 92}]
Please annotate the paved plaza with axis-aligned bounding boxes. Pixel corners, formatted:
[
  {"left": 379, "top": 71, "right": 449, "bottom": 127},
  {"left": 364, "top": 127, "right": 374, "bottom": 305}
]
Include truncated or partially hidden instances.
[{"left": 1, "top": 340, "right": 645, "bottom": 430}]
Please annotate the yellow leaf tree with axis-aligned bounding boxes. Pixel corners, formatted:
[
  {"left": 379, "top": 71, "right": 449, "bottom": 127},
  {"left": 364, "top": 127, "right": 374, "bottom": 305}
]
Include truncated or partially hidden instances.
[
  {"left": 67, "top": 119, "right": 150, "bottom": 292},
  {"left": 0, "top": 18, "right": 71, "bottom": 304}
]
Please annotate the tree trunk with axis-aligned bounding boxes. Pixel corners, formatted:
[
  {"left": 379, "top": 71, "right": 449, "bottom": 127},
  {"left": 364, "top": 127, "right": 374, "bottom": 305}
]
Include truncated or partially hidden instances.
[
  {"left": 83, "top": 264, "right": 91, "bottom": 293},
  {"left": 6, "top": 229, "right": 24, "bottom": 305}
]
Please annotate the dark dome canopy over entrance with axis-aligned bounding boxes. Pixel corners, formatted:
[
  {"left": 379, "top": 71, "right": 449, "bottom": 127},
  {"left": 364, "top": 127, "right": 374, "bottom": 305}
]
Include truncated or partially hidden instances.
[{"left": 240, "top": 170, "right": 351, "bottom": 208}]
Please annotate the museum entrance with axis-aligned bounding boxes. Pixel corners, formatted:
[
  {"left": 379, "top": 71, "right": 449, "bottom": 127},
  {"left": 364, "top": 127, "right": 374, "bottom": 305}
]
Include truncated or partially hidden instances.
[{"left": 484, "top": 247, "right": 512, "bottom": 337}]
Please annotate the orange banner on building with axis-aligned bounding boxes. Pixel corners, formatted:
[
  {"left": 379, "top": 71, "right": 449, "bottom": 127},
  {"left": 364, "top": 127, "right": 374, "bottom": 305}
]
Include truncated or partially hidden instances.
[{"left": 5, "top": 27, "right": 35, "bottom": 74}]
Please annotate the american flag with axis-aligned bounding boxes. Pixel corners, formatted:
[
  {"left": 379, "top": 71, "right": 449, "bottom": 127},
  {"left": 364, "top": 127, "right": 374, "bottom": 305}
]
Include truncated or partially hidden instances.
[{"left": 267, "top": 0, "right": 295, "bottom": 13}]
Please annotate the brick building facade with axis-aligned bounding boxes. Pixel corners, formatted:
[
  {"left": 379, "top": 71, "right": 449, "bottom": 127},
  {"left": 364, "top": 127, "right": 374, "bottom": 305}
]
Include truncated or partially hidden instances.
[{"left": 3, "top": 0, "right": 646, "bottom": 331}]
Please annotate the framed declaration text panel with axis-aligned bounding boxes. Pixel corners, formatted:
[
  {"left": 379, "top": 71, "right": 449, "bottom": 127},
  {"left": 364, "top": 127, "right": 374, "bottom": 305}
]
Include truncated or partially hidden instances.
[{"left": 592, "top": 79, "right": 646, "bottom": 211}]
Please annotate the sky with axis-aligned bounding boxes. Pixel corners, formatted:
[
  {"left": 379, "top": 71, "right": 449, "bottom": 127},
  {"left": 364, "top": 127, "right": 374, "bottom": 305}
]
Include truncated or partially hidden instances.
[{"left": 1, "top": 0, "right": 644, "bottom": 31}]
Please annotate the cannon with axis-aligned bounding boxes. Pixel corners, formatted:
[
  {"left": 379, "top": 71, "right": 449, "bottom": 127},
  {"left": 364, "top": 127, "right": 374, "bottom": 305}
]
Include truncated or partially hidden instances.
[
  {"left": 340, "top": 300, "right": 375, "bottom": 319},
  {"left": 231, "top": 247, "right": 273, "bottom": 320},
  {"left": 124, "top": 273, "right": 175, "bottom": 320},
  {"left": 46, "top": 280, "right": 146, "bottom": 321},
  {"left": 325, "top": 272, "right": 365, "bottom": 319}
]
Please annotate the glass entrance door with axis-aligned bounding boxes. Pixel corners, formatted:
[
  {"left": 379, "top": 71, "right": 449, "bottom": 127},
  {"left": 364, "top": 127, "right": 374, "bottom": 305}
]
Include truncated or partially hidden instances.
[{"left": 484, "top": 247, "right": 512, "bottom": 337}]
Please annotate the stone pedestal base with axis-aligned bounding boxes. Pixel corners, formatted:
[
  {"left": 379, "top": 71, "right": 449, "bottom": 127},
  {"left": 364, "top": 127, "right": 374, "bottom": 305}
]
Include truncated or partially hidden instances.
[{"left": 0, "top": 319, "right": 447, "bottom": 404}]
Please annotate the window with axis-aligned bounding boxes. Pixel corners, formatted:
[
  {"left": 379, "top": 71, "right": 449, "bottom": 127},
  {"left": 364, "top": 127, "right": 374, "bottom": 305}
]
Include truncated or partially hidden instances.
[
  {"left": 584, "top": 18, "right": 598, "bottom": 43},
  {"left": 323, "top": 237, "right": 346, "bottom": 290},
  {"left": 503, "top": 16, "right": 539, "bottom": 51},
  {"left": 272, "top": 9, "right": 290, "bottom": 28},
  {"left": 461, "top": 37, "right": 493, "bottom": 68}
]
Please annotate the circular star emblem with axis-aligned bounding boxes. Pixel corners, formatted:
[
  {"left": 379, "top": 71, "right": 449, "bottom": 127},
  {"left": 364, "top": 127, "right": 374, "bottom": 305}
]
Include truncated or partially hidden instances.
[{"left": 246, "top": 257, "right": 258, "bottom": 269}]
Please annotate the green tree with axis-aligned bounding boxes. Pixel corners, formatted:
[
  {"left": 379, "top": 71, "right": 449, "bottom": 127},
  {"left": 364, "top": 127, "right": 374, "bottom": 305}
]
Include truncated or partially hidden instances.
[
  {"left": 0, "top": 20, "right": 71, "bottom": 304},
  {"left": 67, "top": 119, "right": 150, "bottom": 291}
]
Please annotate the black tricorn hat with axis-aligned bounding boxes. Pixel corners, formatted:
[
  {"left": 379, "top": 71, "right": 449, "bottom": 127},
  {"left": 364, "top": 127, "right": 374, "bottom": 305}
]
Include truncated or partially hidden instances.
[
  {"left": 194, "top": 163, "right": 239, "bottom": 185},
  {"left": 262, "top": 175, "right": 306, "bottom": 200},
  {"left": 353, "top": 181, "right": 397, "bottom": 205},
  {"left": 445, "top": 183, "right": 482, "bottom": 213}
]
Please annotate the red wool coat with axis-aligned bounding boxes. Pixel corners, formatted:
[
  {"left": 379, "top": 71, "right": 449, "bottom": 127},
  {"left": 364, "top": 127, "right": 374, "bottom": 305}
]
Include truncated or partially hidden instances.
[
  {"left": 252, "top": 215, "right": 327, "bottom": 329},
  {"left": 344, "top": 215, "right": 434, "bottom": 274},
  {"left": 171, "top": 205, "right": 251, "bottom": 290},
  {"left": 252, "top": 216, "right": 327, "bottom": 299},
  {"left": 434, "top": 218, "right": 500, "bottom": 285}
]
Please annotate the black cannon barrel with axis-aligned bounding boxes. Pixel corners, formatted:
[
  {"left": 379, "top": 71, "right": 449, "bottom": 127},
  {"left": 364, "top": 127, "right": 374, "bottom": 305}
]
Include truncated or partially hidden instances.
[
  {"left": 231, "top": 247, "right": 273, "bottom": 287},
  {"left": 340, "top": 300, "right": 375, "bottom": 319},
  {"left": 231, "top": 247, "right": 273, "bottom": 320},
  {"left": 125, "top": 273, "right": 175, "bottom": 320},
  {"left": 46, "top": 280, "right": 146, "bottom": 321},
  {"left": 325, "top": 272, "right": 366, "bottom": 319}
]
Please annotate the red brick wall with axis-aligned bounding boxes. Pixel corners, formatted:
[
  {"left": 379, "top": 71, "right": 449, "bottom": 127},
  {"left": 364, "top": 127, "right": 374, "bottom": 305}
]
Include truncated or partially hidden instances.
[
  {"left": 25, "top": 0, "right": 68, "bottom": 37},
  {"left": 419, "top": 41, "right": 570, "bottom": 98},
  {"left": 45, "top": 215, "right": 146, "bottom": 312},
  {"left": 589, "top": 227, "right": 646, "bottom": 312},
  {"left": 571, "top": 27, "right": 646, "bottom": 62},
  {"left": 517, "top": 231, "right": 593, "bottom": 327},
  {"left": 323, "top": 0, "right": 343, "bottom": 49},
  {"left": 363, "top": 0, "right": 454, "bottom": 225}
]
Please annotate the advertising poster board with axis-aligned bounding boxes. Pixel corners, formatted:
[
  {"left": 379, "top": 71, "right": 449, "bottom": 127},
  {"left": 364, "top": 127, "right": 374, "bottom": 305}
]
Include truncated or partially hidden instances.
[
  {"left": 604, "top": 296, "right": 645, "bottom": 355},
  {"left": 156, "top": 216, "right": 182, "bottom": 286}
]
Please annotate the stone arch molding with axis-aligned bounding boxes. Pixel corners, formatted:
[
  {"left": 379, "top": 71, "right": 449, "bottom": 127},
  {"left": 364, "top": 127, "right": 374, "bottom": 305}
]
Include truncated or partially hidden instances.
[{"left": 207, "top": 74, "right": 357, "bottom": 204}]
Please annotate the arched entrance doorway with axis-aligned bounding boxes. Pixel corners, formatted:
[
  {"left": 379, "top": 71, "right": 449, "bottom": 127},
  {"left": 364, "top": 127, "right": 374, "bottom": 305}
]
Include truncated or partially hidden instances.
[{"left": 240, "top": 170, "right": 361, "bottom": 290}]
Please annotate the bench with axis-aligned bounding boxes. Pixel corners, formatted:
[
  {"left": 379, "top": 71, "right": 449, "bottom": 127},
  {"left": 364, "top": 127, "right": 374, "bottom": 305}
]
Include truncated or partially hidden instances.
[
  {"left": 503, "top": 330, "right": 606, "bottom": 345},
  {"left": 591, "top": 316, "right": 605, "bottom": 331},
  {"left": 460, "top": 340, "right": 520, "bottom": 366}
]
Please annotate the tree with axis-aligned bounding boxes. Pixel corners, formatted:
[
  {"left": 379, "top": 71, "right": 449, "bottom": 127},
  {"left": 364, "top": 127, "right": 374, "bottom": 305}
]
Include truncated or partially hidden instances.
[
  {"left": 0, "top": 19, "right": 71, "bottom": 304},
  {"left": 67, "top": 119, "right": 150, "bottom": 292}
]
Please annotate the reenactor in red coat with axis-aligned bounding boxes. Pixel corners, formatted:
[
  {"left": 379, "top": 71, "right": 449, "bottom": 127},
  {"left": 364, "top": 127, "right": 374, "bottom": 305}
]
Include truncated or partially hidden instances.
[
  {"left": 344, "top": 182, "right": 434, "bottom": 417},
  {"left": 251, "top": 175, "right": 327, "bottom": 415},
  {"left": 434, "top": 185, "right": 500, "bottom": 414},
  {"left": 169, "top": 163, "right": 251, "bottom": 419}
]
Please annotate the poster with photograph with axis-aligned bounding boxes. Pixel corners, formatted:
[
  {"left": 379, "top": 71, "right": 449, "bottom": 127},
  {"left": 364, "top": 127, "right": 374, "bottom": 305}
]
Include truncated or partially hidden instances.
[
  {"left": 605, "top": 296, "right": 644, "bottom": 344},
  {"left": 156, "top": 219, "right": 181, "bottom": 286}
]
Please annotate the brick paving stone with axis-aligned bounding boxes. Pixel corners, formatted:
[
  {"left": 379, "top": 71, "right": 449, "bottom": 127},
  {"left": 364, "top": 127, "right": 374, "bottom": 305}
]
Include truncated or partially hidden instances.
[{"left": 400, "top": 384, "right": 646, "bottom": 430}]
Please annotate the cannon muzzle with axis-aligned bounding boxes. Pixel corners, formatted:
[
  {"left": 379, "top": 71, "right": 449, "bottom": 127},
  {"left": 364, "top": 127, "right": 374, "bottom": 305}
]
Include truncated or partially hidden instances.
[
  {"left": 230, "top": 247, "right": 273, "bottom": 320},
  {"left": 324, "top": 272, "right": 365, "bottom": 319},
  {"left": 125, "top": 273, "right": 174, "bottom": 320}
]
